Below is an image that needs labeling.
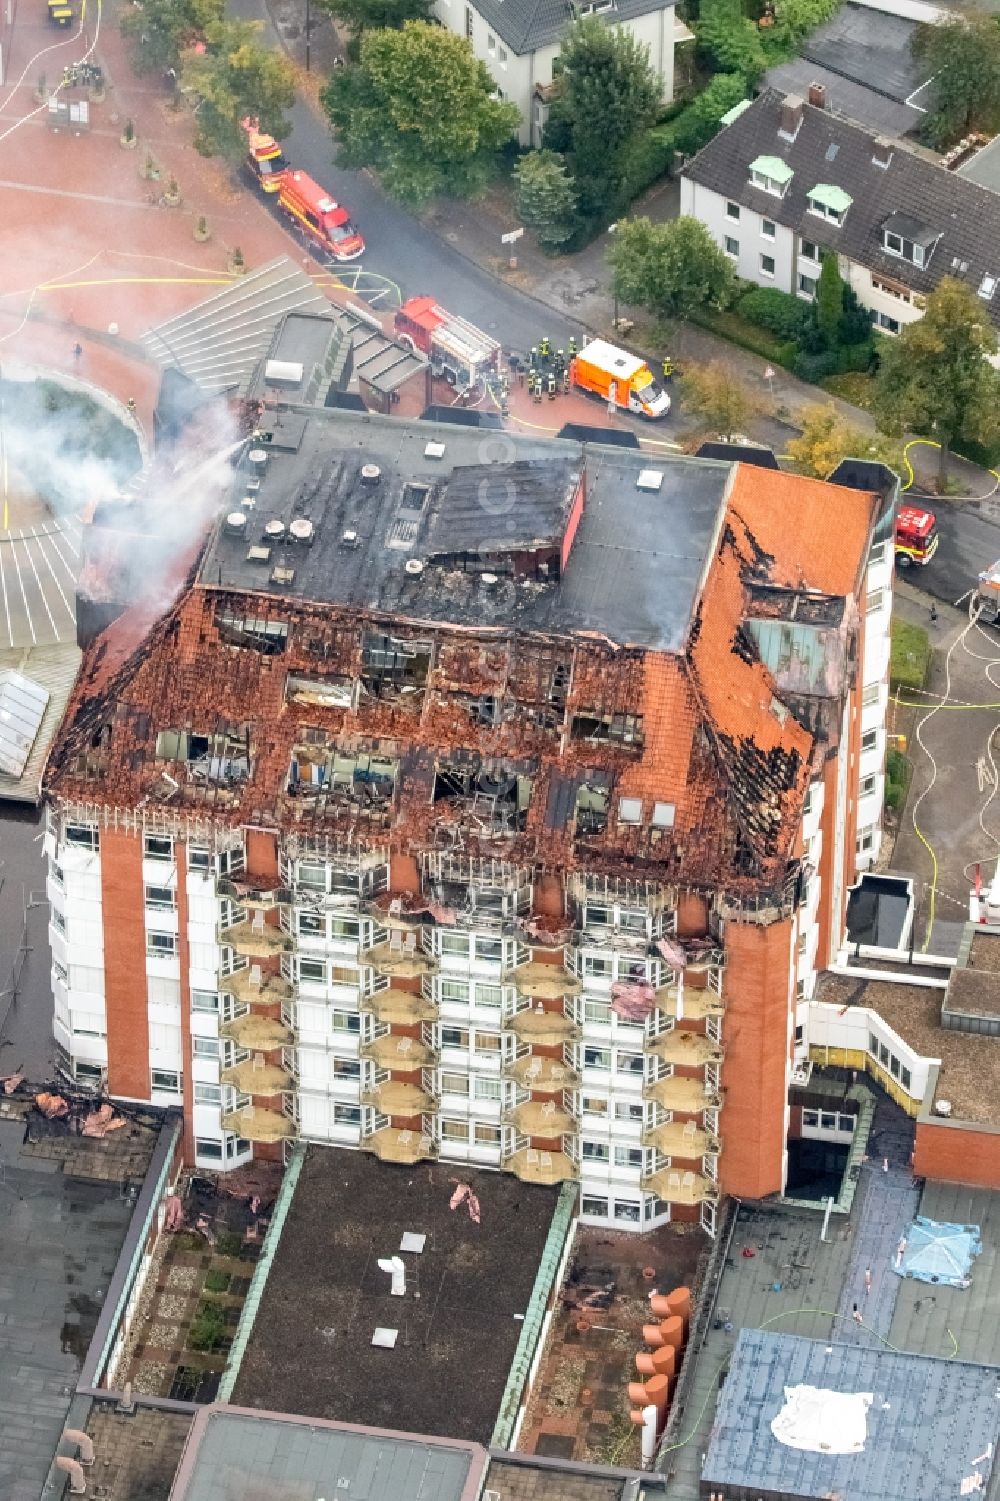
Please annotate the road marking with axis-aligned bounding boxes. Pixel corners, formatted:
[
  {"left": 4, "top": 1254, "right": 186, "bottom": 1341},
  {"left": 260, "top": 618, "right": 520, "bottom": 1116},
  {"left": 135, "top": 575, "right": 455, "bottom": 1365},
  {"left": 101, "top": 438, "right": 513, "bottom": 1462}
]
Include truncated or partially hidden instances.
[
  {"left": 33, "top": 529, "right": 75, "bottom": 627},
  {"left": 5, "top": 534, "right": 35, "bottom": 645},
  {"left": 955, "top": 589, "right": 973, "bottom": 609},
  {"left": 43, "top": 524, "right": 81, "bottom": 588},
  {"left": 17, "top": 535, "right": 59, "bottom": 641}
]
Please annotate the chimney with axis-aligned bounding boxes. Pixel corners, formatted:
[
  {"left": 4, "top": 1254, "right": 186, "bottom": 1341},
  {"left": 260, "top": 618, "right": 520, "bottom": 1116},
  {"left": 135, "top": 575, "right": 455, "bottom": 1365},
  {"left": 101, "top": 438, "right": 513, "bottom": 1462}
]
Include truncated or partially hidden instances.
[
  {"left": 808, "top": 81, "right": 826, "bottom": 109},
  {"left": 780, "top": 95, "right": 804, "bottom": 139},
  {"left": 872, "top": 138, "right": 893, "bottom": 169}
]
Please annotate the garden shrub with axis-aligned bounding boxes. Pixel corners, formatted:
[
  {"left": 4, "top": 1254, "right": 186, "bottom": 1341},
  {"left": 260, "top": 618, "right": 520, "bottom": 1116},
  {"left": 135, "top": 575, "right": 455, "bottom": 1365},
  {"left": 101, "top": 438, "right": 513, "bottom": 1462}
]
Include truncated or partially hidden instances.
[{"left": 738, "top": 286, "right": 813, "bottom": 341}]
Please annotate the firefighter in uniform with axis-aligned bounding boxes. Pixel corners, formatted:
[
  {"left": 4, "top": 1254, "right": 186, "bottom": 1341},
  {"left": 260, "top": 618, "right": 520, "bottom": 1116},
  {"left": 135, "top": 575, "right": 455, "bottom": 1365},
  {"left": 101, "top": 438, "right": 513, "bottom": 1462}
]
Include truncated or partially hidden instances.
[
  {"left": 126, "top": 397, "right": 137, "bottom": 416},
  {"left": 554, "top": 350, "right": 565, "bottom": 378},
  {"left": 532, "top": 372, "right": 543, "bottom": 404},
  {"left": 539, "top": 335, "right": 551, "bottom": 361},
  {"left": 529, "top": 346, "right": 538, "bottom": 371},
  {"left": 547, "top": 370, "right": 557, "bottom": 400},
  {"left": 661, "top": 356, "right": 673, "bottom": 383}
]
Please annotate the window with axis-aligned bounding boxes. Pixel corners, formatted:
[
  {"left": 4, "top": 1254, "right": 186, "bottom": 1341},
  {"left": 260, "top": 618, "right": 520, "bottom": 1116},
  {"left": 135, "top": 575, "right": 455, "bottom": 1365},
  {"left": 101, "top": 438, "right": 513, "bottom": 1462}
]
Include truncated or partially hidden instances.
[
  {"left": 334, "top": 1103, "right": 361, "bottom": 1124},
  {"left": 473, "top": 1031, "right": 500, "bottom": 1055},
  {"left": 858, "top": 830, "right": 875, "bottom": 853},
  {"left": 66, "top": 824, "right": 100, "bottom": 851},
  {"left": 808, "top": 196, "right": 846, "bottom": 224},
  {"left": 861, "top": 729, "right": 878, "bottom": 754},
  {"left": 194, "top": 1083, "right": 222, "bottom": 1106},
  {"left": 884, "top": 231, "right": 902, "bottom": 256},
  {"left": 151, "top": 1068, "right": 181, "bottom": 1094},
  {"left": 333, "top": 1057, "right": 361, "bottom": 1078},
  {"left": 440, "top": 932, "right": 470, "bottom": 957},
  {"left": 582, "top": 1094, "right": 609, "bottom": 1115},
  {"left": 760, "top": 253, "right": 776, "bottom": 277},
  {"left": 616, "top": 1050, "right": 644, "bottom": 1075},
  {"left": 582, "top": 1139, "right": 610, "bottom": 1162},
  {"left": 726, "top": 201, "right": 740, "bottom": 221},
  {"left": 798, "top": 930, "right": 808, "bottom": 955},
  {"left": 724, "top": 236, "right": 739, "bottom": 258},
  {"left": 53, "top": 959, "right": 68, "bottom": 986},
  {"left": 474, "top": 1122, "right": 501, "bottom": 1145},
  {"left": 298, "top": 910, "right": 324, "bottom": 936},
  {"left": 584, "top": 1045, "right": 611, "bottom": 1070},
  {"left": 147, "top": 932, "right": 178, "bottom": 959},
  {"left": 440, "top": 1118, "right": 469, "bottom": 1142},
  {"left": 441, "top": 1071, "right": 470, "bottom": 1095},
  {"left": 192, "top": 990, "right": 218, "bottom": 1014},
  {"left": 498, "top": 44, "right": 507, "bottom": 64},
  {"left": 582, "top": 1194, "right": 609, "bottom": 1217},
  {"left": 144, "top": 835, "right": 173, "bottom": 862},
  {"left": 795, "top": 978, "right": 806, "bottom": 1000},
  {"left": 188, "top": 846, "right": 211, "bottom": 873},
  {"left": 750, "top": 170, "right": 787, "bottom": 197},
  {"left": 583, "top": 954, "right": 613, "bottom": 979},
  {"left": 794, "top": 1023, "right": 804, "bottom": 1044},
  {"left": 475, "top": 936, "right": 503, "bottom": 962},
  {"left": 614, "top": 1200, "right": 641, "bottom": 1223},
  {"left": 441, "top": 1025, "right": 469, "bottom": 1050},
  {"left": 798, "top": 272, "right": 818, "bottom": 298},
  {"left": 583, "top": 999, "right": 611, "bottom": 1025},
  {"left": 439, "top": 978, "right": 470, "bottom": 1004},
  {"left": 800, "top": 238, "right": 819, "bottom": 261},
  {"left": 871, "top": 277, "right": 911, "bottom": 304},
  {"left": 867, "top": 588, "right": 885, "bottom": 615},
  {"left": 331, "top": 1010, "right": 360, "bottom": 1033},
  {"left": 193, "top": 1037, "right": 219, "bottom": 1059},
  {"left": 874, "top": 310, "right": 900, "bottom": 334},
  {"left": 860, "top": 774, "right": 877, "bottom": 797},
  {"left": 900, "top": 1065, "right": 911, "bottom": 1090},
  {"left": 297, "top": 957, "right": 326, "bottom": 984},
  {"left": 761, "top": 218, "right": 776, "bottom": 239},
  {"left": 474, "top": 1076, "right": 501, "bottom": 1101},
  {"left": 464, "top": 4, "right": 473, "bottom": 36},
  {"left": 862, "top": 682, "right": 882, "bottom": 708},
  {"left": 614, "top": 1145, "right": 644, "bottom": 1170},
  {"left": 487, "top": 30, "right": 495, "bottom": 52},
  {"left": 652, "top": 802, "right": 675, "bottom": 829},
  {"left": 615, "top": 1100, "right": 644, "bottom": 1121},
  {"left": 474, "top": 983, "right": 502, "bottom": 1009},
  {"left": 52, "top": 909, "right": 66, "bottom": 934},
  {"left": 195, "top": 1137, "right": 223, "bottom": 1159},
  {"left": 145, "top": 884, "right": 175, "bottom": 912}
]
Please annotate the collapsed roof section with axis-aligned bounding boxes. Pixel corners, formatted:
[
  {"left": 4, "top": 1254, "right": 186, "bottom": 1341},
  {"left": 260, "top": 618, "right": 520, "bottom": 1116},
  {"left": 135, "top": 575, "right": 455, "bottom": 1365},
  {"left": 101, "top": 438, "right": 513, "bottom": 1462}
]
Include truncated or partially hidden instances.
[{"left": 45, "top": 416, "right": 877, "bottom": 901}]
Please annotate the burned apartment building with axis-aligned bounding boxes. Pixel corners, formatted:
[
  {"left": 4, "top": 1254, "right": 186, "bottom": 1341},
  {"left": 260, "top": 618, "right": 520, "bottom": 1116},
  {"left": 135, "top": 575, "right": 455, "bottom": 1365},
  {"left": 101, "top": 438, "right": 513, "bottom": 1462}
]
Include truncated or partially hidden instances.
[{"left": 42, "top": 410, "right": 895, "bottom": 1230}]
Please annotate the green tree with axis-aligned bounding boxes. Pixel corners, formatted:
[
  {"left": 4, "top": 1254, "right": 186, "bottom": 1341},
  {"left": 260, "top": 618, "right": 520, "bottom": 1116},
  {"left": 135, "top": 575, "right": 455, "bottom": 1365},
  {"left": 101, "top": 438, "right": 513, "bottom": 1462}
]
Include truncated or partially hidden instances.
[
  {"left": 121, "top": 0, "right": 222, "bottom": 74},
  {"left": 315, "top": 0, "right": 432, "bottom": 36},
  {"left": 696, "top": 0, "right": 766, "bottom": 81},
  {"left": 182, "top": 18, "right": 295, "bottom": 159},
  {"left": 914, "top": 10, "right": 1000, "bottom": 150},
  {"left": 322, "top": 22, "right": 519, "bottom": 204},
  {"left": 815, "top": 253, "right": 844, "bottom": 348},
  {"left": 680, "top": 361, "right": 761, "bottom": 437},
  {"left": 513, "top": 150, "right": 578, "bottom": 249},
  {"left": 873, "top": 277, "right": 1000, "bottom": 487},
  {"left": 609, "top": 216, "right": 736, "bottom": 319},
  {"left": 672, "top": 72, "right": 749, "bottom": 155},
  {"left": 787, "top": 402, "right": 901, "bottom": 479},
  {"left": 544, "top": 19, "right": 660, "bottom": 220}
]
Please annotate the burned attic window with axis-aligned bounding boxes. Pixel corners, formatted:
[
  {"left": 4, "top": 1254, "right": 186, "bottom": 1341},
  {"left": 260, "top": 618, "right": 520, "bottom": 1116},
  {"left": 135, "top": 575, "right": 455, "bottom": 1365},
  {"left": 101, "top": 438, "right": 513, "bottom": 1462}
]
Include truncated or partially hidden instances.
[
  {"left": 571, "top": 712, "right": 644, "bottom": 748},
  {"left": 286, "top": 674, "right": 355, "bottom": 710},
  {"left": 433, "top": 757, "right": 533, "bottom": 834},
  {"left": 155, "top": 725, "right": 253, "bottom": 784},
  {"left": 360, "top": 632, "right": 432, "bottom": 704},
  {"left": 287, "top": 744, "right": 399, "bottom": 814},
  {"left": 216, "top": 608, "right": 289, "bottom": 654},
  {"left": 574, "top": 782, "right": 609, "bottom": 836}
]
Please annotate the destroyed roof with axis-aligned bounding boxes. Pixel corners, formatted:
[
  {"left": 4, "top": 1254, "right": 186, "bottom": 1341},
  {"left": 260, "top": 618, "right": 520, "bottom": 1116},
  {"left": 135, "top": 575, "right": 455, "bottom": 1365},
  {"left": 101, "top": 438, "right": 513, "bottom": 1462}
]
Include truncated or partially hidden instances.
[{"left": 422, "top": 458, "right": 579, "bottom": 558}]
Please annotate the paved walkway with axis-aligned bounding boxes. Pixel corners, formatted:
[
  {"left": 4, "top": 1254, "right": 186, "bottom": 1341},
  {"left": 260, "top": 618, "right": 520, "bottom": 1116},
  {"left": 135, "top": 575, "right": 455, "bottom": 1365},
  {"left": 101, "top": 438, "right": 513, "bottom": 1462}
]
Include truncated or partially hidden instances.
[{"left": 835, "top": 1164, "right": 920, "bottom": 1345}]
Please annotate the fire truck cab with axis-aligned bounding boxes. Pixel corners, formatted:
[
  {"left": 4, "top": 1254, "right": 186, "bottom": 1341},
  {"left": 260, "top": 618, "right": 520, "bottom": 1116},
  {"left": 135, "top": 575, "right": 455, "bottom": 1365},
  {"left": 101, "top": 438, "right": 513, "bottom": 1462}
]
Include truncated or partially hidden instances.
[
  {"left": 277, "top": 171, "right": 364, "bottom": 262},
  {"left": 895, "top": 504, "right": 938, "bottom": 567},
  {"left": 394, "top": 296, "right": 501, "bottom": 390},
  {"left": 244, "top": 125, "right": 288, "bottom": 192}
]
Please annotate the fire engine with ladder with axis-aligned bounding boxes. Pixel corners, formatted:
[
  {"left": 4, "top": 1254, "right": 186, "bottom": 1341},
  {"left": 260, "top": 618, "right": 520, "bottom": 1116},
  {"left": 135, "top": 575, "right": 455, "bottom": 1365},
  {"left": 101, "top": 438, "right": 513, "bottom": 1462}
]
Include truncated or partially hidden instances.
[
  {"left": 393, "top": 296, "right": 501, "bottom": 391},
  {"left": 243, "top": 121, "right": 365, "bottom": 263}
]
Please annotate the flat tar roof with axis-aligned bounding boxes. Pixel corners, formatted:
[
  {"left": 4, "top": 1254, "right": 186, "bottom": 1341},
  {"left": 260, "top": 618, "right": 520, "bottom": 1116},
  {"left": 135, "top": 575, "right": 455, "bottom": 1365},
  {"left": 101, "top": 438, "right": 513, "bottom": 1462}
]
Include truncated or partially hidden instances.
[
  {"left": 703, "top": 1328, "right": 1000, "bottom": 1501},
  {"left": 231, "top": 1145, "right": 566, "bottom": 1443},
  {"left": 168, "top": 1406, "right": 486, "bottom": 1501},
  {"left": 201, "top": 409, "right": 731, "bottom": 652}
]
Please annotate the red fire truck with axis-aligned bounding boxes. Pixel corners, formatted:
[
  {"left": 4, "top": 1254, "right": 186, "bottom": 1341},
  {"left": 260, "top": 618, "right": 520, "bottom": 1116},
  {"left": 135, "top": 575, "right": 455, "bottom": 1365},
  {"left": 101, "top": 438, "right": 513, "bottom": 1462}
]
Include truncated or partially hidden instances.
[
  {"left": 276, "top": 171, "right": 365, "bottom": 262},
  {"left": 895, "top": 504, "right": 939, "bottom": 567},
  {"left": 393, "top": 296, "right": 501, "bottom": 389},
  {"left": 244, "top": 124, "right": 289, "bottom": 193}
]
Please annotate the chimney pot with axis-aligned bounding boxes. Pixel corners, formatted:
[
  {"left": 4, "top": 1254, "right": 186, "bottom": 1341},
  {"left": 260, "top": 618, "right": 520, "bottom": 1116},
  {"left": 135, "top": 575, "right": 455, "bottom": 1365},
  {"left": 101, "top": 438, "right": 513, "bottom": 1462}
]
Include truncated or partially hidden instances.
[
  {"left": 780, "top": 95, "right": 804, "bottom": 138},
  {"left": 872, "top": 137, "right": 893, "bottom": 168},
  {"left": 808, "top": 81, "right": 826, "bottom": 109}
]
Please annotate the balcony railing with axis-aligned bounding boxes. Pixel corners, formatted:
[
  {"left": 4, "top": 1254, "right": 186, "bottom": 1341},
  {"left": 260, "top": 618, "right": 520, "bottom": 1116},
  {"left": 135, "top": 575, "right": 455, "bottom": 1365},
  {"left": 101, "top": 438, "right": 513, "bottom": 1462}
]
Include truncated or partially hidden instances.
[
  {"left": 502, "top": 1145, "right": 578, "bottom": 1185},
  {"left": 504, "top": 1098, "right": 577, "bottom": 1137},
  {"left": 641, "top": 1165, "right": 720, "bottom": 1206},
  {"left": 368, "top": 935, "right": 438, "bottom": 979},
  {"left": 221, "top": 1013, "right": 293, "bottom": 1050},
  {"left": 504, "top": 1051, "right": 579, "bottom": 1088},
  {"left": 360, "top": 987, "right": 437, "bottom": 1024},
  {"left": 642, "top": 1120, "right": 720, "bottom": 1158},
  {"left": 362, "top": 1125, "right": 437, "bottom": 1165},
  {"left": 218, "top": 915, "right": 293, "bottom": 958},
  {"left": 648, "top": 1032, "right": 724, "bottom": 1067},
  {"left": 221, "top": 1102, "right": 295, "bottom": 1143},
  {"left": 360, "top": 1078, "right": 435, "bottom": 1115},
  {"left": 219, "top": 965, "right": 293, "bottom": 1007},
  {"left": 361, "top": 1033, "right": 436, "bottom": 1069},
  {"left": 508, "top": 960, "right": 582, "bottom": 1000},
  {"left": 643, "top": 1074, "right": 721, "bottom": 1112},
  {"left": 221, "top": 1056, "right": 292, "bottom": 1094},
  {"left": 505, "top": 1007, "right": 580, "bottom": 1046}
]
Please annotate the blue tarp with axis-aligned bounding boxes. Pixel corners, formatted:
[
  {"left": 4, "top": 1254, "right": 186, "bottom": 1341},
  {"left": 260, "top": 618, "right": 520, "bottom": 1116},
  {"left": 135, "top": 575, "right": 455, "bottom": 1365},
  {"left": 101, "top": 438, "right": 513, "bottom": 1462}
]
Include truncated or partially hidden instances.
[{"left": 893, "top": 1216, "right": 982, "bottom": 1288}]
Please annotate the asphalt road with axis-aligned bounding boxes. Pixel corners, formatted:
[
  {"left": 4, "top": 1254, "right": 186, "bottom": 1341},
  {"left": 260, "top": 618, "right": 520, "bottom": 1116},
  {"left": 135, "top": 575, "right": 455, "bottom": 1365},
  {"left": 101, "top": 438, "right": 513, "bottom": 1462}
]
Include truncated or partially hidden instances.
[{"left": 905, "top": 495, "right": 1000, "bottom": 609}]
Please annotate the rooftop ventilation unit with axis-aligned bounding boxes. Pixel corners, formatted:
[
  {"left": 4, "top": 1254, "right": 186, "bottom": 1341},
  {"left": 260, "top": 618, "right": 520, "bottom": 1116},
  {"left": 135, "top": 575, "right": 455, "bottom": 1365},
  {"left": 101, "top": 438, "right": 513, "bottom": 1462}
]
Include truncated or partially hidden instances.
[
  {"left": 341, "top": 529, "right": 360, "bottom": 548},
  {"left": 481, "top": 572, "right": 499, "bottom": 585},
  {"left": 637, "top": 469, "right": 664, "bottom": 491},
  {"left": 934, "top": 1099, "right": 952, "bottom": 1117},
  {"left": 405, "top": 558, "right": 425, "bottom": 576},
  {"left": 400, "top": 1231, "right": 426, "bottom": 1253},
  {"left": 248, "top": 447, "right": 269, "bottom": 475},
  {"left": 264, "top": 519, "right": 286, "bottom": 541},
  {"left": 289, "top": 518, "right": 315, "bottom": 544},
  {"left": 372, "top": 1327, "right": 399, "bottom": 1348},
  {"left": 424, "top": 441, "right": 446, "bottom": 459},
  {"left": 361, "top": 463, "right": 381, "bottom": 486},
  {"left": 225, "top": 512, "right": 248, "bottom": 535},
  {"left": 264, "top": 358, "right": 304, "bottom": 388},
  {"left": 378, "top": 1255, "right": 406, "bottom": 1296}
]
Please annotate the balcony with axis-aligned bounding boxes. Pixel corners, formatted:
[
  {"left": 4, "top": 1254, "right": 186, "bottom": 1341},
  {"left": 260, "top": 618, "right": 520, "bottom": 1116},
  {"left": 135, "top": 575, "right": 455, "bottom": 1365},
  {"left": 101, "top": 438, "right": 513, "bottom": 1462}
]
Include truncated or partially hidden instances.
[
  {"left": 218, "top": 877, "right": 293, "bottom": 911},
  {"left": 362, "top": 987, "right": 437, "bottom": 1024},
  {"left": 222, "top": 1057, "right": 292, "bottom": 1094},
  {"left": 361, "top": 1034, "right": 436, "bottom": 1069},
  {"left": 642, "top": 1120, "right": 720, "bottom": 1158},
  {"left": 361, "top": 1079, "right": 434, "bottom": 1114},
  {"left": 641, "top": 1165, "right": 719, "bottom": 1206},
  {"left": 218, "top": 916, "right": 292, "bottom": 959},
  {"left": 654, "top": 984, "right": 723, "bottom": 1021},
  {"left": 506, "top": 1053, "right": 579, "bottom": 1088},
  {"left": 368, "top": 937, "right": 438, "bottom": 979},
  {"left": 363, "top": 1126, "right": 437, "bottom": 1165},
  {"left": 506, "top": 1007, "right": 580, "bottom": 1045},
  {"left": 222, "top": 1103, "right": 295, "bottom": 1143},
  {"left": 509, "top": 961, "right": 582, "bottom": 1000},
  {"left": 649, "top": 1031, "right": 723, "bottom": 1067},
  {"left": 503, "top": 1146, "right": 577, "bottom": 1185},
  {"left": 219, "top": 966, "right": 293, "bottom": 1007},
  {"left": 644, "top": 1075, "right": 721, "bottom": 1112},
  {"left": 505, "top": 1099, "right": 576, "bottom": 1137},
  {"left": 221, "top": 1013, "right": 293, "bottom": 1050}
]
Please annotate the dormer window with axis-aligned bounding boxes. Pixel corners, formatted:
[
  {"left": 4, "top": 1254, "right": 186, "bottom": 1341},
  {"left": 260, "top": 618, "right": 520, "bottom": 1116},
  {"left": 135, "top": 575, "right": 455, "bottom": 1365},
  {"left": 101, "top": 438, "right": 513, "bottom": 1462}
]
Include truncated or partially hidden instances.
[
  {"left": 807, "top": 184, "right": 851, "bottom": 225},
  {"left": 749, "top": 155, "right": 793, "bottom": 198},
  {"left": 881, "top": 213, "right": 939, "bottom": 270}
]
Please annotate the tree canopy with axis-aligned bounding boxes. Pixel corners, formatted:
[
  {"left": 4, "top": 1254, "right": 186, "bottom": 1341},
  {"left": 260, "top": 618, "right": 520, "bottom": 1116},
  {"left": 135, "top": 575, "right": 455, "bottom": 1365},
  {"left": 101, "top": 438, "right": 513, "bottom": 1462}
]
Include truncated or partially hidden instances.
[
  {"left": 913, "top": 10, "right": 1000, "bottom": 149},
  {"left": 544, "top": 19, "right": 660, "bottom": 220},
  {"left": 873, "top": 277, "right": 1000, "bottom": 484},
  {"left": 182, "top": 17, "right": 295, "bottom": 159},
  {"left": 787, "top": 402, "right": 902, "bottom": 480},
  {"left": 122, "top": 0, "right": 223, "bottom": 74},
  {"left": 322, "top": 22, "right": 519, "bottom": 204},
  {"left": 314, "top": 0, "right": 432, "bottom": 37},
  {"left": 513, "top": 150, "right": 578, "bottom": 248},
  {"left": 609, "top": 216, "right": 736, "bottom": 319},
  {"left": 680, "top": 361, "right": 760, "bottom": 438}
]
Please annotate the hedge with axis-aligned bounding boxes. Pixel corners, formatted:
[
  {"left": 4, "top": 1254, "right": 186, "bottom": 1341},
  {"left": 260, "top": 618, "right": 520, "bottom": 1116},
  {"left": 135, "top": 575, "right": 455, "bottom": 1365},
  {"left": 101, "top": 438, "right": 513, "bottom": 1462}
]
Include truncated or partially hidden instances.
[
  {"left": 627, "top": 73, "right": 750, "bottom": 197},
  {"left": 737, "top": 286, "right": 813, "bottom": 342},
  {"left": 889, "top": 620, "right": 931, "bottom": 693},
  {"left": 792, "top": 341, "right": 874, "bottom": 382},
  {"left": 688, "top": 305, "right": 797, "bottom": 368}
]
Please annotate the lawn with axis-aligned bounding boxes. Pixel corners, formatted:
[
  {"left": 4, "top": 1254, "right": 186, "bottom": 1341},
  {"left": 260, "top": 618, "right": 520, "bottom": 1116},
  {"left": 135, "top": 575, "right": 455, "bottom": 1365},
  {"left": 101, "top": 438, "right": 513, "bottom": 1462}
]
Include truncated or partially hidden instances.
[{"left": 890, "top": 618, "right": 931, "bottom": 693}]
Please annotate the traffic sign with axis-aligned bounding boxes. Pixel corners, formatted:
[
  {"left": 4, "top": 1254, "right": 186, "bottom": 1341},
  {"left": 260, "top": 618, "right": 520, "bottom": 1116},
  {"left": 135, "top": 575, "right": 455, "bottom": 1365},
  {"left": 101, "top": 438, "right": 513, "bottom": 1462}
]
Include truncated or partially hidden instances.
[{"left": 501, "top": 228, "right": 525, "bottom": 245}]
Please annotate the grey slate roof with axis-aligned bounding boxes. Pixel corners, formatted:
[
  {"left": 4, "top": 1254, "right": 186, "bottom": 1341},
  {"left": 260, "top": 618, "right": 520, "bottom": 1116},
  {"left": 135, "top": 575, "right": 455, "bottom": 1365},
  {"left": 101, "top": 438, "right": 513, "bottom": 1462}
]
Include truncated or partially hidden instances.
[
  {"left": 465, "top": 0, "right": 674, "bottom": 57},
  {"left": 684, "top": 90, "right": 1000, "bottom": 326},
  {"left": 702, "top": 1328, "right": 1000, "bottom": 1501}
]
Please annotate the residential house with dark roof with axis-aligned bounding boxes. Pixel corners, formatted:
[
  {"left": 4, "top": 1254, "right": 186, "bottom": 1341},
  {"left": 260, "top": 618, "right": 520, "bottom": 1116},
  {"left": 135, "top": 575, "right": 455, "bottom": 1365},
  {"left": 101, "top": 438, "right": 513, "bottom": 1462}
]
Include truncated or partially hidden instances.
[
  {"left": 433, "top": 0, "right": 689, "bottom": 145},
  {"left": 681, "top": 89, "right": 1000, "bottom": 343}
]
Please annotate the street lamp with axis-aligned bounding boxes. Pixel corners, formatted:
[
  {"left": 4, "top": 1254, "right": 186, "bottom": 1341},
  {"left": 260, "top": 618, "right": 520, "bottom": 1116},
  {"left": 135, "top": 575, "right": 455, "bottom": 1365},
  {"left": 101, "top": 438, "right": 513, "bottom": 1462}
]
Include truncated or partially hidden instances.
[
  {"left": 305, "top": 0, "right": 311, "bottom": 72},
  {"left": 607, "top": 222, "right": 618, "bottom": 330}
]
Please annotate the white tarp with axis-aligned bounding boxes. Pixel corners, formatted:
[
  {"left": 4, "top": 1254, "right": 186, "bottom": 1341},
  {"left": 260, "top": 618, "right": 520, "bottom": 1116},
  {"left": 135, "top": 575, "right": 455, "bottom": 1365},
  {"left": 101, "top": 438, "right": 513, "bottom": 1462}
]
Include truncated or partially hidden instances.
[{"left": 771, "top": 1385, "right": 873, "bottom": 1454}]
